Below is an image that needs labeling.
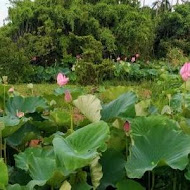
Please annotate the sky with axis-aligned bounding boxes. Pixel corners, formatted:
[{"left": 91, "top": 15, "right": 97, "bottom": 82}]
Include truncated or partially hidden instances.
[{"left": 0, "top": 0, "right": 182, "bottom": 26}]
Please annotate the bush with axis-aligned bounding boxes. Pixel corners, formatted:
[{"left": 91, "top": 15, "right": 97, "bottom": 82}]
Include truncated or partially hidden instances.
[
  {"left": 0, "top": 35, "right": 31, "bottom": 83},
  {"left": 166, "top": 47, "right": 188, "bottom": 66},
  {"left": 75, "top": 59, "right": 114, "bottom": 85}
]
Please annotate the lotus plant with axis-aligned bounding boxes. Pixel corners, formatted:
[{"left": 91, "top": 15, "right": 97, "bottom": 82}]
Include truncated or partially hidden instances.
[
  {"left": 8, "top": 87, "right": 14, "bottom": 93},
  {"left": 136, "top": 53, "right": 140, "bottom": 58},
  {"left": 57, "top": 73, "right": 74, "bottom": 132},
  {"left": 65, "top": 90, "right": 74, "bottom": 133},
  {"left": 131, "top": 57, "right": 136, "bottom": 63},
  {"left": 180, "top": 62, "right": 190, "bottom": 90},
  {"left": 57, "top": 73, "right": 69, "bottom": 86},
  {"left": 180, "top": 62, "right": 190, "bottom": 82},
  {"left": 124, "top": 121, "right": 131, "bottom": 133},
  {"left": 64, "top": 90, "right": 72, "bottom": 103},
  {"left": 117, "top": 57, "right": 121, "bottom": 62}
]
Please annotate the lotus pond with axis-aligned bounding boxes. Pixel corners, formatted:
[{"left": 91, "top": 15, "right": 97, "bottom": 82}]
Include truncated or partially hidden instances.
[{"left": 1, "top": 76, "right": 190, "bottom": 190}]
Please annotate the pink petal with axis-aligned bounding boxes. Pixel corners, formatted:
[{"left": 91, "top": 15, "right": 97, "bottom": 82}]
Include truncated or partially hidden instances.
[{"left": 57, "top": 73, "right": 69, "bottom": 86}]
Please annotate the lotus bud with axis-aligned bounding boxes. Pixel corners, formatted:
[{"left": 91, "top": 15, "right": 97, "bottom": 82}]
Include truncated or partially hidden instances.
[
  {"left": 131, "top": 57, "right": 136, "bottom": 63},
  {"left": 16, "top": 111, "right": 25, "bottom": 118},
  {"left": 65, "top": 90, "right": 72, "bottom": 103},
  {"left": 29, "top": 139, "right": 41, "bottom": 147},
  {"left": 123, "top": 121, "right": 131, "bottom": 132},
  {"left": 117, "top": 57, "right": 121, "bottom": 62},
  {"left": 50, "top": 100, "right": 57, "bottom": 106},
  {"left": 2, "top": 76, "right": 8, "bottom": 84},
  {"left": 8, "top": 87, "right": 14, "bottom": 93}
]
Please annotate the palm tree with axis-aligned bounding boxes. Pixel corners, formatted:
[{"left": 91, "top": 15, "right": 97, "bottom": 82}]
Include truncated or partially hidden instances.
[
  {"left": 143, "top": 0, "right": 146, "bottom": 7},
  {"left": 152, "top": 0, "right": 171, "bottom": 16}
]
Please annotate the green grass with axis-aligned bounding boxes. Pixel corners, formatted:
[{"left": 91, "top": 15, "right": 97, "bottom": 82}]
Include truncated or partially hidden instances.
[
  {"left": 14, "top": 83, "right": 60, "bottom": 96},
  {"left": 14, "top": 81, "right": 153, "bottom": 96},
  {"left": 13, "top": 79, "right": 180, "bottom": 112}
]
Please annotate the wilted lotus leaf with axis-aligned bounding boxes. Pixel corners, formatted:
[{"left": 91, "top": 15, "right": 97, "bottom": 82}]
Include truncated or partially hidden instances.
[
  {"left": 135, "top": 99, "right": 151, "bottom": 116},
  {"left": 73, "top": 95, "right": 102, "bottom": 123},
  {"left": 60, "top": 180, "right": 71, "bottom": 190}
]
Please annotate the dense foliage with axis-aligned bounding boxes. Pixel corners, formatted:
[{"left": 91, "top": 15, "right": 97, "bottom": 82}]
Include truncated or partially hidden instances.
[
  {"left": 0, "top": 0, "right": 189, "bottom": 83},
  {"left": 1, "top": 69, "right": 190, "bottom": 189}
]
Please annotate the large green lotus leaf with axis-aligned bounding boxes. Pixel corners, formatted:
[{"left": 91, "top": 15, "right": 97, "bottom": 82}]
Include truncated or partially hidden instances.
[
  {"left": 5, "top": 96, "right": 48, "bottom": 115},
  {"left": 15, "top": 147, "right": 64, "bottom": 187},
  {"left": 6, "top": 122, "right": 40, "bottom": 146},
  {"left": 126, "top": 116, "right": 190, "bottom": 178},
  {"left": 100, "top": 86, "right": 132, "bottom": 102},
  {"left": 98, "top": 149, "right": 126, "bottom": 190},
  {"left": 101, "top": 92, "right": 137, "bottom": 121},
  {"left": 73, "top": 95, "right": 102, "bottom": 123},
  {"left": 7, "top": 180, "right": 47, "bottom": 190},
  {"left": 49, "top": 109, "right": 71, "bottom": 128},
  {"left": 107, "top": 127, "right": 126, "bottom": 152},
  {"left": 179, "top": 118, "right": 190, "bottom": 135},
  {"left": 7, "top": 184, "right": 25, "bottom": 190},
  {"left": 43, "top": 94, "right": 69, "bottom": 108},
  {"left": 0, "top": 159, "right": 8, "bottom": 190},
  {"left": 171, "top": 93, "right": 190, "bottom": 115},
  {"left": 9, "top": 168, "right": 32, "bottom": 186},
  {"left": 54, "top": 86, "right": 84, "bottom": 99},
  {"left": 116, "top": 179, "right": 145, "bottom": 190},
  {"left": 0, "top": 116, "right": 27, "bottom": 137},
  {"left": 53, "top": 121, "right": 109, "bottom": 171},
  {"left": 72, "top": 182, "right": 92, "bottom": 190},
  {"left": 15, "top": 147, "right": 56, "bottom": 178},
  {"left": 32, "top": 120, "right": 57, "bottom": 133}
]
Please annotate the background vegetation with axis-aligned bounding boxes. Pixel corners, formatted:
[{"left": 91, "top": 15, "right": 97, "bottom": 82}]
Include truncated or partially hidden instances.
[{"left": 0, "top": 0, "right": 189, "bottom": 83}]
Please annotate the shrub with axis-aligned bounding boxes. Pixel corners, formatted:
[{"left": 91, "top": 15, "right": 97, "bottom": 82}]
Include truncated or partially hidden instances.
[
  {"left": 75, "top": 59, "right": 114, "bottom": 85},
  {"left": 166, "top": 47, "right": 188, "bottom": 66},
  {"left": 0, "top": 35, "right": 31, "bottom": 83}
]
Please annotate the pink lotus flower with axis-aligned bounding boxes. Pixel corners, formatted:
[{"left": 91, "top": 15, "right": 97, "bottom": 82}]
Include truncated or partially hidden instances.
[
  {"left": 29, "top": 139, "right": 41, "bottom": 147},
  {"left": 57, "top": 73, "right": 69, "bottom": 86},
  {"left": 136, "top": 53, "right": 140, "bottom": 58},
  {"left": 180, "top": 62, "right": 190, "bottom": 81},
  {"left": 32, "top": 56, "right": 37, "bottom": 61},
  {"left": 8, "top": 87, "right": 14, "bottom": 93},
  {"left": 117, "top": 57, "right": 121, "bottom": 62},
  {"left": 65, "top": 90, "right": 72, "bottom": 103},
  {"left": 124, "top": 121, "right": 131, "bottom": 132},
  {"left": 16, "top": 111, "right": 24, "bottom": 118},
  {"left": 131, "top": 57, "right": 136, "bottom": 63},
  {"left": 76, "top": 55, "right": 81, "bottom": 59}
]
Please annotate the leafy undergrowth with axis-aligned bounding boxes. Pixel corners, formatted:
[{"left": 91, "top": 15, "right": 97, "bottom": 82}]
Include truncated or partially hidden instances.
[{"left": 1, "top": 79, "right": 190, "bottom": 189}]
